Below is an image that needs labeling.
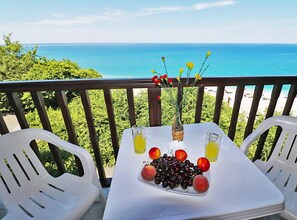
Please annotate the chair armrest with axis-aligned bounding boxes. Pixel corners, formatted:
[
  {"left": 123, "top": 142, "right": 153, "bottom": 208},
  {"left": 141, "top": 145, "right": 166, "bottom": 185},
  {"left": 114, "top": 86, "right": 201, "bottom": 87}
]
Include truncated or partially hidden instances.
[
  {"left": 29, "top": 129, "right": 98, "bottom": 187},
  {"left": 240, "top": 116, "right": 287, "bottom": 155}
]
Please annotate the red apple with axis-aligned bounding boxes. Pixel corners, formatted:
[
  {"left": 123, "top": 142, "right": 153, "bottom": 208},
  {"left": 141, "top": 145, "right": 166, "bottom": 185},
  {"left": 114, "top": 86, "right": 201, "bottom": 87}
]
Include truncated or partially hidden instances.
[
  {"left": 175, "top": 149, "right": 187, "bottom": 162},
  {"left": 141, "top": 164, "right": 157, "bottom": 181},
  {"left": 193, "top": 175, "right": 209, "bottom": 193},
  {"left": 149, "top": 147, "right": 161, "bottom": 160},
  {"left": 197, "top": 157, "right": 210, "bottom": 172}
]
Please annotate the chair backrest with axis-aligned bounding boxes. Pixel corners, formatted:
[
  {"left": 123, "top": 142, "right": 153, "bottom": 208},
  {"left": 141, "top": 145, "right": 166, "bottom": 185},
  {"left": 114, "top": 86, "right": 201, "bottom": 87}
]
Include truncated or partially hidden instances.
[
  {"left": 240, "top": 116, "right": 297, "bottom": 219},
  {"left": 267, "top": 117, "right": 297, "bottom": 166},
  {"left": 0, "top": 129, "right": 51, "bottom": 207},
  {"left": 0, "top": 128, "right": 105, "bottom": 219}
]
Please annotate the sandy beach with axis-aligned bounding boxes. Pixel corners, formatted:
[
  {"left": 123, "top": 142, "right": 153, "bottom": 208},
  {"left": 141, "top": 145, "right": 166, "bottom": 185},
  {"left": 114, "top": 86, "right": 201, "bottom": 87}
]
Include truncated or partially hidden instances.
[
  {"left": 135, "top": 87, "right": 297, "bottom": 117},
  {"left": 206, "top": 86, "right": 297, "bottom": 117}
]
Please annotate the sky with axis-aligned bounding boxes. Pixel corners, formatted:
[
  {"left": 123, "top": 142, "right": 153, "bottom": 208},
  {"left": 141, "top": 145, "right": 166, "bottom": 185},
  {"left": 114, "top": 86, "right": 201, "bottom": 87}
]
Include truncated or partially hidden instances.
[{"left": 1, "top": 0, "right": 297, "bottom": 44}]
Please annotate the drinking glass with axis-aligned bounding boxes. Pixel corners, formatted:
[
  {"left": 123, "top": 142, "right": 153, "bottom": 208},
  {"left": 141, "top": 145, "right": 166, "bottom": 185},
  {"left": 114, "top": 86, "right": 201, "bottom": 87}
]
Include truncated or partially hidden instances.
[
  {"left": 205, "top": 130, "right": 222, "bottom": 162},
  {"left": 132, "top": 125, "right": 146, "bottom": 154}
]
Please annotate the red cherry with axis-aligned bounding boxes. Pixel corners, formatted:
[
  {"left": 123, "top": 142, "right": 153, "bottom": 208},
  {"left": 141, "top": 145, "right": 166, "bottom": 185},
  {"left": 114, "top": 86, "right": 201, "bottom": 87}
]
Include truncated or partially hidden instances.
[
  {"left": 175, "top": 149, "right": 188, "bottom": 162},
  {"left": 197, "top": 157, "right": 210, "bottom": 172}
]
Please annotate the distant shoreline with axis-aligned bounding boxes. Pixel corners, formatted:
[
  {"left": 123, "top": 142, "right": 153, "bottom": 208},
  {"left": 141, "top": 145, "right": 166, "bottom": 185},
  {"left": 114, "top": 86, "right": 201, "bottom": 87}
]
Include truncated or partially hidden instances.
[
  {"left": 135, "top": 87, "right": 297, "bottom": 117},
  {"left": 217, "top": 87, "right": 297, "bottom": 116}
]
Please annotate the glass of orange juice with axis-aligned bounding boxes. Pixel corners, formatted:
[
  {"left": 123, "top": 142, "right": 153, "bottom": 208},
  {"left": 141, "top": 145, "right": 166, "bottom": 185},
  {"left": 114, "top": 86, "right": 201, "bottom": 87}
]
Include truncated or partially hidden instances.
[
  {"left": 132, "top": 125, "right": 146, "bottom": 154},
  {"left": 205, "top": 130, "right": 222, "bottom": 162}
]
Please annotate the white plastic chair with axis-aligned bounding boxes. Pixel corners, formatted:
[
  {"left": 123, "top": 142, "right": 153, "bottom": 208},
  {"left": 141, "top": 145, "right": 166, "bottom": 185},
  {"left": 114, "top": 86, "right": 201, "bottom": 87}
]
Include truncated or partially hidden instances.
[
  {"left": 240, "top": 116, "right": 297, "bottom": 220},
  {"left": 0, "top": 128, "right": 106, "bottom": 220}
]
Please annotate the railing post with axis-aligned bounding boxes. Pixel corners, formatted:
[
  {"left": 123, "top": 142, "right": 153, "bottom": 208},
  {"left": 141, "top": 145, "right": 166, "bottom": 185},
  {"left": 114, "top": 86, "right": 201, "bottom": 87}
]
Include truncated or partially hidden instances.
[
  {"left": 6, "top": 92, "right": 43, "bottom": 161},
  {"left": 195, "top": 86, "right": 204, "bottom": 123},
  {"left": 126, "top": 88, "right": 136, "bottom": 127},
  {"left": 103, "top": 88, "right": 119, "bottom": 158},
  {"left": 55, "top": 90, "right": 84, "bottom": 176},
  {"left": 148, "top": 88, "right": 161, "bottom": 126},
  {"left": 213, "top": 86, "right": 225, "bottom": 124},
  {"left": 31, "top": 91, "right": 67, "bottom": 175},
  {"left": 228, "top": 85, "right": 244, "bottom": 140},
  {"left": 252, "top": 85, "right": 283, "bottom": 161},
  {"left": 283, "top": 84, "right": 297, "bottom": 116},
  {"left": 80, "top": 90, "right": 110, "bottom": 186},
  {"left": 244, "top": 85, "right": 264, "bottom": 139},
  {"left": 0, "top": 112, "right": 9, "bottom": 135}
]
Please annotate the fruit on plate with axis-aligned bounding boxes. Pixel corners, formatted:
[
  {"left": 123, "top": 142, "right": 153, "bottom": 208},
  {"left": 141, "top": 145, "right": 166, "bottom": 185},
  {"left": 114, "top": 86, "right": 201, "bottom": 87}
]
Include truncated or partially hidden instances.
[
  {"left": 149, "top": 147, "right": 161, "bottom": 160},
  {"left": 143, "top": 151, "right": 210, "bottom": 194},
  {"left": 175, "top": 149, "right": 188, "bottom": 162},
  {"left": 197, "top": 157, "right": 210, "bottom": 172},
  {"left": 149, "top": 153, "right": 203, "bottom": 191},
  {"left": 193, "top": 175, "right": 209, "bottom": 193},
  {"left": 141, "top": 164, "right": 157, "bottom": 181}
]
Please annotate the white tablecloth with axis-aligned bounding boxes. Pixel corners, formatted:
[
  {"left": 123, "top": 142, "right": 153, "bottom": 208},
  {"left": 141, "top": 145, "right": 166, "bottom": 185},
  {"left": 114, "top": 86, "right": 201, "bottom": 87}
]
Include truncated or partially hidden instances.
[{"left": 103, "top": 123, "right": 284, "bottom": 220}]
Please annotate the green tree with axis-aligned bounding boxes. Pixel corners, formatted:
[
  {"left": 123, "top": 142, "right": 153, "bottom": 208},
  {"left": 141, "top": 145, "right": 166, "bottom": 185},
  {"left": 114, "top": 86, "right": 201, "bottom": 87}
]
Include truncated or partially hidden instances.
[
  {"left": 21, "top": 58, "right": 101, "bottom": 111},
  {"left": 26, "top": 89, "right": 149, "bottom": 175},
  {"left": 23, "top": 58, "right": 100, "bottom": 80},
  {"left": 0, "top": 34, "right": 102, "bottom": 112},
  {"left": 0, "top": 34, "right": 38, "bottom": 112},
  {"left": 0, "top": 34, "right": 37, "bottom": 81}
]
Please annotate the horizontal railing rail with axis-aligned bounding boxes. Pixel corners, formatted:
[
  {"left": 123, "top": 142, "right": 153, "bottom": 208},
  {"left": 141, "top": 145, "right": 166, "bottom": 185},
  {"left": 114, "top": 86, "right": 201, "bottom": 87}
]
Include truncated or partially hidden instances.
[{"left": 0, "top": 76, "right": 297, "bottom": 186}]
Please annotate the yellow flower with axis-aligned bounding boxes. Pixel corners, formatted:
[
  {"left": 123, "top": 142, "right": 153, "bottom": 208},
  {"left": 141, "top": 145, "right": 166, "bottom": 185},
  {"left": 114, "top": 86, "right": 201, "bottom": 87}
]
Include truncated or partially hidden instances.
[
  {"left": 206, "top": 51, "right": 211, "bottom": 58},
  {"left": 176, "top": 76, "right": 181, "bottom": 82},
  {"left": 179, "top": 68, "right": 184, "bottom": 75},
  {"left": 186, "top": 62, "right": 194, "bottom": 70},
  {"left": 195, "top": 74, "right": 202, "bottom": 80},
  {"left": 151, "top": 70, "right": 156, "bottom": 74}
]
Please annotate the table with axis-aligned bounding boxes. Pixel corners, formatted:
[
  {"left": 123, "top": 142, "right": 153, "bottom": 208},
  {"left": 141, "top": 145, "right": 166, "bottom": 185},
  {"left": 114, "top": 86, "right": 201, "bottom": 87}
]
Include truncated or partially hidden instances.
[{"left": 103, "top": 123, "right": 284, "bottom": 220}]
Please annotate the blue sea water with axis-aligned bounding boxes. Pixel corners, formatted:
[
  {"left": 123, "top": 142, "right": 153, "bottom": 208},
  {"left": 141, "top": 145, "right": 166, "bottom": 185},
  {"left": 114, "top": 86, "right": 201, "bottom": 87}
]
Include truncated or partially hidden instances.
[{"left": 26, "top": 43, "right": 297, "bottom": 79}]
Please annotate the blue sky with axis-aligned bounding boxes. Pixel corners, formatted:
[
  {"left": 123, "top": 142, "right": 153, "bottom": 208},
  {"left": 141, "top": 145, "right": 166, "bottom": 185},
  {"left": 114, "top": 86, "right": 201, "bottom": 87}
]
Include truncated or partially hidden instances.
[{"left": 1, "top": 0, "right": 297, "bottom": 44}]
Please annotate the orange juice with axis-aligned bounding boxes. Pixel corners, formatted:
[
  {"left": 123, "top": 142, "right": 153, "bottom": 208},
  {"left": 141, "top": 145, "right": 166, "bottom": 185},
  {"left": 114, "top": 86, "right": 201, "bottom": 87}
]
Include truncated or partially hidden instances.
[
  {"left": 133, "top": 134, "right": 146, "bottom": 154},
  {"left": 205, "top": 141, "right": 219, "bottom": 162}
]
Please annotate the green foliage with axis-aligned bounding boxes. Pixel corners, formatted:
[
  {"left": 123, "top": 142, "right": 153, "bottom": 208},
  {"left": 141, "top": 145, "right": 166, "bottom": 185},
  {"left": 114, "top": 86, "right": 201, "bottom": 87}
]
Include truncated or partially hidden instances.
[
  {"left": 21, "top": 59, "right": 102, "bottom": 112},
  {"left": 134, "top": 90, "right": 150, "bottom": 126},
  {"left": 0, "top": 34, "right": 102, "bottom": 113},
  {"left": 0, "top": 34, "right": 37, "bottom": 81},
  {"left": 26, "top": 89, "right": 150, "bottom": 174},
  {"left": 22, "top": 58, "right": 100, "bottom": 80},
  {"left": 233, "top": 113, "right": 247, "bottom": 147},
  {"left": 25, "top": 107, "right": 76, "bottom": 176},
  {"left": 0, "top": 34, "right": 38, "bottom": 112}
]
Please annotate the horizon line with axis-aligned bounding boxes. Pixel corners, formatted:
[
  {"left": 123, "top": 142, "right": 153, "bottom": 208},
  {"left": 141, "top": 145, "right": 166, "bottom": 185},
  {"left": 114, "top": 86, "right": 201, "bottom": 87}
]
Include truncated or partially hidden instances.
[{"left": 20, "top": 42, "right": 297, "bottom": 46}]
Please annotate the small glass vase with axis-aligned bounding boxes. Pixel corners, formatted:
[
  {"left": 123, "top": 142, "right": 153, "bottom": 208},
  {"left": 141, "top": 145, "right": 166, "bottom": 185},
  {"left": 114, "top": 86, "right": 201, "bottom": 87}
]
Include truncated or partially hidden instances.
[{"left": 172, "top": 113, "right": 184, "bottom": 141}]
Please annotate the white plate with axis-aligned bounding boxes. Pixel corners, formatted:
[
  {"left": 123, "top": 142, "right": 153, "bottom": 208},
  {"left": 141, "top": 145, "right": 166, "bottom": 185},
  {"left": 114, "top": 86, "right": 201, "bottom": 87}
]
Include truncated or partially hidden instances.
[{"left": 137, "top": 164, "right": 211, "bottom": 197}]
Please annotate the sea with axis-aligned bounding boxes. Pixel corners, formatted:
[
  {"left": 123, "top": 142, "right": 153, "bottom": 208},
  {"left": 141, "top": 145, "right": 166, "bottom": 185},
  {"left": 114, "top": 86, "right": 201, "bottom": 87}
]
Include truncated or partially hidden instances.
[{"left": 26, "top": 43, "right": 297, "bottom": 79}]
